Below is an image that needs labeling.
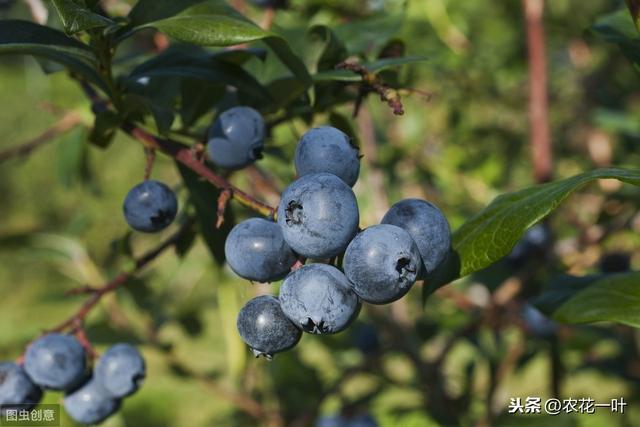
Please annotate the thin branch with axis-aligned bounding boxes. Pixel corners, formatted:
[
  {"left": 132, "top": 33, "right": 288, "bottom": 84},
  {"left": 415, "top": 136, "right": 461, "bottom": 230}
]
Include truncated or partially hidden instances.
[
  {"left": 216, "top": 189, "right": 232, "bottom": 228},
  {"left": 524, "top": 0, "right": 553, "bottom": 183},
  {"left": 336, "top": 60, "right": 405, "bottom": 116},
  {"left": 49, "top": 219, "right": 195, "bottom": 333},
  {"left": 78, "top": 80, "right": 276, "bottom": 218},
  {"left": 0, "top": 112, "right": 83, "bottom": 164}
]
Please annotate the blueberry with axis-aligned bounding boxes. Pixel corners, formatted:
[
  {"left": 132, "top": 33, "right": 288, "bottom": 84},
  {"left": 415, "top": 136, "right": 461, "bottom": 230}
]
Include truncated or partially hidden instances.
[
  {"left": 599, "top": 252, "right": 631, "bottom": 273},
  {"left": 316, "top": 415, "right": 347, "bottom": 427},
  {"left": 294, "top": 126, "right": 360, "bottom": 187},
  {"left": 63, "top": 377, "right": 120, "bottom": 425},
  {"left": 351, "top": 323, "right": 380, "bottom": 355},
  {"left": 0, "top": 362, "right": 42, "bottom": 414},
  {"left": 348, "top": 414, "right": 378, "bottom": 427},
  {"left": 94, "top": 344, "right": 145, "bottom": 399},
  {"left": 522, "top": 304, "right": 556, "bottom": 337},
  {"left": 277, "top": 173, "right": 359, "bottom": 259},
  {"left": 24, "top": 333, "right": 86, "bottom": 391},
  {"left": 123, "top": 180, "right": 178, "bottom": 233},
  {"left": 381, "top": 199, "right": 450, "bottom": 276},
  {"left": 279, "top": 264, "right": 360, "bottom": 334},
  {"left": 207, "top": 106, "right": 266, "bottom": 170},
  {"left": 506, "top": 224, "right": 552, "bottom": 267},
  {"left": 344, "top": 224, "right": 421, "bottom": 304},
  {"left": 237, "top": 295, "right": 301, "bottom": 359},
  {"left": 224, "top": 218, "right": 297, "bottom": 283}
]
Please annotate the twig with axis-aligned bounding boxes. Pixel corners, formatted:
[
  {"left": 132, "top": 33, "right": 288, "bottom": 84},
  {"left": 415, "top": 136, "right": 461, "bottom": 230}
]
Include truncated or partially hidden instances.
[
  {"left": 49, "top": 219, "right": 195, "bottom": 333},
  {"left": 77, "top": 79, "right": 276, "bottom": 218},
  {"left": 336, "top": 60, "right": 405, "bottom": 116},
  {"left": 524, "top": 0, "right": 552, "bottom": 183},
  {"left": 144, "top": 147, "right": 156, "bottom": 180},
  {"left": 0, "top": 112, "right": 83, "bottom": 164},
  {"left": 216, "top": 189, "right": 232, "bottom": 228}
]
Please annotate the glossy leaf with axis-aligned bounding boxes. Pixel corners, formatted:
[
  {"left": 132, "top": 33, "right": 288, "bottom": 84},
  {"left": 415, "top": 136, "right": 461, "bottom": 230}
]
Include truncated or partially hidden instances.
[
  {"left": 130, "top": 1, "right": 312, "bottom": 92},
  {"left": 554, "top": 272, "right": 640, "bottom": 328},
  {"left": 425, "top": 168, "right": 640, "bottom": 294},
  {"left": 51, "top": 0, "right": 113, "bottom": 34},
  {"left": 0, "top": 20, "right": 108, "bottom": 93},
  {"left": 176, "top": 163, "right": 233, "bottom": 265},
  {"left": 591, "top": 9, "right": 640, "bottom": 64}
]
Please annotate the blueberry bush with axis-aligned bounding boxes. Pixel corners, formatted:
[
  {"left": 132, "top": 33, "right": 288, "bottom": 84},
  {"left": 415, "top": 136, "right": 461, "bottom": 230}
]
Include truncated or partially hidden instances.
[{"left": 2, "top": 0, "right": 640, "bottom": 426}]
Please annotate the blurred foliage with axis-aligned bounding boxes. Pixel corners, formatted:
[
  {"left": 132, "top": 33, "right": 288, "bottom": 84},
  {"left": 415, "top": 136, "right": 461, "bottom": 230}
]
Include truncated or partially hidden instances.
[{"left": 1, "top": 0, "right": 640, "bottom": 426}]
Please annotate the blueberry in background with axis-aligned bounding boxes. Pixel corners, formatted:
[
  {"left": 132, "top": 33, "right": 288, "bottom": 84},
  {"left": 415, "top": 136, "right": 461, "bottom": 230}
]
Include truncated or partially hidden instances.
[
  {"left": 521, "top": 304, "right": 556, "bottom": 337},
  {"left": 224, "top": 218, "right": 297, "bottom": 283},
  {"left": 123, "top": 180, "right": 178, "bottom": 233},
  {"left": 94, "top": 344, "right": 145, "bottom": 399},
  {"left": 207, "top": 106, "right": 266, "bottom": 170},
  {"left": 344, "top": 224, "right": 422, "bottom": 304},
  {"left": 351, "top": 323, "right": 380, "bottom": 356},
  {"left": 599, "top": 252, "right": 631, "bottom": 273},
  {"left": 315, "top": 415, "right": 347, "bottom": 427},
  {"left": 0, "top": 362, "right": 42, "bottom": 414},
  {"left": 24, "top": 333, "right": 86, "bottom": 391},
  {"left": 277, "top": 173, "right": 359, "bottom": 259},
  {"left": 348, "top": 414, "right": 379, "bottom": 427},
  {"left": 506, "top": 223, "right": 552, "bottom": 268},
  {"left": 63, "top": 377, "right": 121, "bottom": 425},
  {"left": 237, "top": 295, "right": 302, "bottom": 359},
  {"left": 279, "top": 264, "right": 361, "bottom": 334},
  {"left": 294, "top": 126, "right": 361, "bottom": 187},
  {"left": 381, "top": 198, "right": 451, "bottom": 276}
]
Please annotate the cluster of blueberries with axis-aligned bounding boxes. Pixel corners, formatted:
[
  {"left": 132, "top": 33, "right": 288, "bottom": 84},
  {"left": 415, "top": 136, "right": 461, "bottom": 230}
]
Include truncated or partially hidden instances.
[
  {"left": 121, "top": 105, "right": 451, "bottom": 359},
  {"left": 0, "top": 333, "right": 145, "bottom": 424}
]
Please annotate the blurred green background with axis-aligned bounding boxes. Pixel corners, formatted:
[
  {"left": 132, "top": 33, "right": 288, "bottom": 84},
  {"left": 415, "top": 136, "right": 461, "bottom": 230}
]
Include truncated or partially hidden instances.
[{"left": 2, "top": 0, "right": 640, "bottom": 426}]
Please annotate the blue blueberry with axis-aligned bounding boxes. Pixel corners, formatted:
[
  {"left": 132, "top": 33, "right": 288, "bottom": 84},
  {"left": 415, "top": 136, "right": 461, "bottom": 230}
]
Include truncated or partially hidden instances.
[
  {"left": 224, "top": 218, "right": 297, "bottom": 283},
  {"left": 348, "top": 414, "right": 378, "bottom": 427},
  {"left": 279, "top": 264, "right": 360, "bottom": 334},
  {"left": 344, "top": 224, "right": 421, "bottom": 304},
  {"left": 24, "top": 333, "right": 86, "bottom": 391},
  {"left": 123, "top": 180, "right": 178, "bottom": 233},
  {"left": 94, "top": 344, "right": 145, "bottom": 399},
  {"left": 351, "top": 323, "right": 380, "bottom": 355},
  {"left": 277, "top": 173, "right": 359, "bottom": 259},
  {"left": 237, "top": 295, "right": 301, "bottom": 359},
  {"left": 294, "top": 126, "right": 360, "bottom": 187},
  {"left": 381, "top": 199, "right": 450, "bottom": 276},
  {"left": 0, "top": 362, "right": 42, "bottom": 414},
  {"left": 522, "top": 304, "right": 556, "bottom": 337},
  {"left": 207, "top": 106, "right": 266, "bottom": 170},
  {"left": 316, "top": 415, "right": 347, "bottom": 427},
  {"left": 63, "top": 377, "right": 120, "bottom": 425},
  {"left": 507, "top": 224, "right": 552, "bottom": 267}
]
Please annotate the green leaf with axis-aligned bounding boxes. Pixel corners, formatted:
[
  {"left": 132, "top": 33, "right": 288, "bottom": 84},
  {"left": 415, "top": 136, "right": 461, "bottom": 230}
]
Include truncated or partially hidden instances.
[
  {"left": 306, "top": 25, "right": 347, "bottom": 73},
  {"left": 51, "top": 0, "right": 113, "bottom": 34},
  {"left": 531, "top": 274, "right": 604, "bottom": 315},
  {"left": 554, "top": 272, "right": 640, "bottom": 327},
  {"left": 425, "top": 168, "right": 640, "bottom": 292},
  {"left": 176, "top": 163, "right": 233, "bottom": 265},
  {"left": 130, "top": 1, "right": 312, "bottom": 94},
  {"left": 88, "top": 110, "right": 121, "bottom": 148},
  {"left": 0, "top": 20, "right": 108, "bottom": 93},
  {"left": 313, "top": 56, "right": 427, "bottom": 82},
  {"left": 591, "top": 9, "right": 640, "bottom": 64},
  {"left": 626, "top": 0, "right": 640, "bottom": 32}
]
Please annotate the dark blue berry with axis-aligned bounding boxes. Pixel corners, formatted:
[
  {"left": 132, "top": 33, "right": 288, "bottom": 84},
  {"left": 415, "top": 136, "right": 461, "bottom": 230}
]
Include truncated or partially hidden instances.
[
  {"left": 94, "top": 344, "right": 145, "bottom": 398},
  {"left": 63, "top": 377, "right": 120, "bottom": 425},
  {"left": 381, "top": 199, "right": 450, "bottom": 276},
  {"left": 277, "top": 173, "right": 359, "bottom": 259},
  {"left": 207, "top": 106, "right": 265, "bottom": 170},
  {"left": 344, "top": 224, "right": 421, "bottom": 304},
  {"left": 295, "top": 126, "right": 360, "bottom": 187},
  {"left": 123, "top": 180, "right": 178, "bottom": 233},
  {"left": 225, "top": 218, "right": 297, "bottom": 283},
  {"left": 0, "top": 362, "right": 42, "bottom": 414},
  {"left": 279, "top": 264, "right": 360, "bottom": 334},
  {"left": 24, "top": 333, "right": 86, "bottom": 391},
  {"left": 237, "top": 295, "right": 301, "bottom": 359}
]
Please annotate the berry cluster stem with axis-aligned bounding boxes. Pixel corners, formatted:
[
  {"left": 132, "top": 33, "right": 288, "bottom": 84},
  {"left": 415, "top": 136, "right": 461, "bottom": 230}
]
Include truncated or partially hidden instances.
[{"left": 77, "top": 79, "right": 277, "bottom": 219}]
